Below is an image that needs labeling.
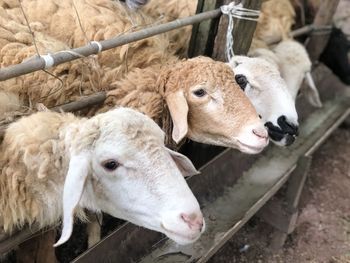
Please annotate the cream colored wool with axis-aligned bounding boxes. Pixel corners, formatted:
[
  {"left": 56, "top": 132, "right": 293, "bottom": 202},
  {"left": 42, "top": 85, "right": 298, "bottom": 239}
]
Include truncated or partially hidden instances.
[
  {"left": 141, "top": 0, "right": 197, "bottom": 57},
  {"left": 253, "top": 0, "right": 296, "bottom": 45},
  {"left": 0, "top": 91, "right": 22, "bottom": 115},
  {"left": 0, "top": 111, "right": 82, "bottom": 233},
  {"left": 0, "top": 7, "right": 118, "bottom": 109},
  {"left": 4, "top": 0, "right": 173, "bottom": 72}
]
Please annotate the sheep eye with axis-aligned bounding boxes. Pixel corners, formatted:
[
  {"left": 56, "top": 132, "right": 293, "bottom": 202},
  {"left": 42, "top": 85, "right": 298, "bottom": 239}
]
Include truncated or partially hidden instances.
[
  {"left": 193, "top": 88, "right": 207, "bottom": 97},
  {"left": 235, "top": 74, "right": 248, "bottom": 90},
  {"left": 102, "top": 159, "right": 119, "bottom": 171}
]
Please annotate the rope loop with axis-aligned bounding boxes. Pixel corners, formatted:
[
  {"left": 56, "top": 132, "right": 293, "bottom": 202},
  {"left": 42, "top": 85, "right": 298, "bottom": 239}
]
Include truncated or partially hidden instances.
[
  {"left": 90, "top": 41, "right": 103, "bottom": 53},
  {"left": 40, "top": 54, "right": 55, "bottom": 69},
  {"left": 220, "top": 2, "right": 260, "bottom": 62}
]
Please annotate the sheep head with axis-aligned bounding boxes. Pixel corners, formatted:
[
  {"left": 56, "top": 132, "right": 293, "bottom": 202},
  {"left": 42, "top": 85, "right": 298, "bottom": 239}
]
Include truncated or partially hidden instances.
[
  {"left": 273, "top": 40, "right": 322, "bottom": 108},
  {"left": 228, "top": 55, "right": 299, "bottom": 146},
  {"left": 161, "top": 56, "right": 269, "bottom": 154},
  {"left": 55, "top": 108, "right": 204, "bottom": 246}
]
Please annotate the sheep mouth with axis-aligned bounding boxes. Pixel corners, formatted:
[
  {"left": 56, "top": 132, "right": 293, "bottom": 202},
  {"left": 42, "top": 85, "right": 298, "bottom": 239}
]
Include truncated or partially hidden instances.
[
  {"left": 237, "top": 140, "right": 266, "bottom": 153},
  {"left": 161, "top": 223, "right": 201, "bottom": 244}
]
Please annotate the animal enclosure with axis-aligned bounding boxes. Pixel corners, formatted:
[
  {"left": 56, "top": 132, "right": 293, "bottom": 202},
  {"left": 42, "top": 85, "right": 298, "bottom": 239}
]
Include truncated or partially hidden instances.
[{"left": 0, "top": 0, "right": 348, "bottom": 262}]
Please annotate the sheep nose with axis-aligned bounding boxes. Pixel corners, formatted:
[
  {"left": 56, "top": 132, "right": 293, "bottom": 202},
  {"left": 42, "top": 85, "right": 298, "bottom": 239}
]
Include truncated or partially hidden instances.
[
  {"left": 252, "top": 126, "right": 269, "bottom": 140},
  {"left": 277, "top": 116, "right": 299, "bottom": 136},
  {"left": 181, "top": 212, "right": 204, "bottom": 231}
]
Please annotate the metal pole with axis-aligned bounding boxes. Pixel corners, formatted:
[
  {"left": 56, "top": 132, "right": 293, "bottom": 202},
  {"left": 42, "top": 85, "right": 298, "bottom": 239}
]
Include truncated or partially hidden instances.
[{"left": 0, "top": 9, "right": 222, "bottom": 81}]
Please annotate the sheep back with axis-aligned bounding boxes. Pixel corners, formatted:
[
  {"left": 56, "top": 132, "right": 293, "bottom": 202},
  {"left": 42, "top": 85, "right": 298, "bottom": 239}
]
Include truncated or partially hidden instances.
[{"left": 0, "top": 112, "right": 79, "bottom": 233}]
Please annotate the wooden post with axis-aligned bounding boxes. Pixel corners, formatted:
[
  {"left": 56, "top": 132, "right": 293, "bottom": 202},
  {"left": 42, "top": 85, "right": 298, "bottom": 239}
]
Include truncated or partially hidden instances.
[
  {"left": 212, "top": 0, "right": 262, "bottom": 61},
  {"left": 16, "top": 230, "right": 57, "bottom": 263},
  {"left": 188, "top": 0, "right": 224, "bottom": 57},
  {"left": 306, "top": 0, "right": 340, "bottom": 62},
  {"left": 257, "top": 156, "right": 313, "bottom": 251}
]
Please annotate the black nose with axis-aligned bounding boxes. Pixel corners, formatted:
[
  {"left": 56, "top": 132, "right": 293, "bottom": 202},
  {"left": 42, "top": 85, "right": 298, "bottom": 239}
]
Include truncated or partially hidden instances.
[
  {"left": 264, "top": 122, "right": 285, "bottom": 141},
  {"left": 277, "top": 116, "right": 299, "bottom": 136},
  {"left": 265, "top": 118, "right": 299, "bottom": 146},
  {"left": 284, "top": 134, "right": 296, "bottom": 146}
]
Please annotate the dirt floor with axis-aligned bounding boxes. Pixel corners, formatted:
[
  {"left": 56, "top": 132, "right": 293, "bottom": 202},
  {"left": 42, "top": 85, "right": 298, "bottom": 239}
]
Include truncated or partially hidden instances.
[{"left": 209, "top": 126, "right": 350, "bottom": 263}]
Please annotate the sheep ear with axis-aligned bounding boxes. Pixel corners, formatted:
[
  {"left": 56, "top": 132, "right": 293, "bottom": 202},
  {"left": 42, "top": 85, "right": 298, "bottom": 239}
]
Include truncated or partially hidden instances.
[
  {"left": 304, "top": 72, "right": 323, "bottom": 108},
  {"left": 166, "top": 91, "right": 189, "bottom": 144},
  {"left": 54, "top": 153, "right": 90, "bottom": 247},
  {"left": 166, "top": 148, "right": 199, "bottom": 177}
]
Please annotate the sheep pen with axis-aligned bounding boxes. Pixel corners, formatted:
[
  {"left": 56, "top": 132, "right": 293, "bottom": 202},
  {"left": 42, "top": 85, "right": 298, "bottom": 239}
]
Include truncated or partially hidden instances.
[{"left": 0, "top": 0, "right": 349, "bottom": 262}]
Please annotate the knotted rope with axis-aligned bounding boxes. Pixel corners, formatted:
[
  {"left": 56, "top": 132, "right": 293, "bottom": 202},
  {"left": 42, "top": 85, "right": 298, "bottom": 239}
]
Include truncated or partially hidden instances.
[{"left": 221, "top": 2, "right": 260, "bottom": 62}]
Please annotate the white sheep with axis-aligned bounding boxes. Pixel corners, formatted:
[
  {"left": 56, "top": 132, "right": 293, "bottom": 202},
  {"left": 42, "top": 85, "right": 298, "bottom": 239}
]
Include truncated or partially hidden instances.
[
  {"left": 0, "top": 107, "right": 205, "bottom": 246},
  {"left": 250, "top": 40, "right": 322, "bottom": 106},
  {"left": 227, "top": 55, "right": 299, "bottom": 146},
  {"left": 240, "top": 40, "right": 322, "bottom": 145}
]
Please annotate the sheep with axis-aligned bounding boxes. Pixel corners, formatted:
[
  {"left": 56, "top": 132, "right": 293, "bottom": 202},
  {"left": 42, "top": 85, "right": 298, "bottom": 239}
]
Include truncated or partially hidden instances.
[
  {"left": 0, "top": 91, "right": 22, "bottom": 116},
  {"left": 227, "top": 55, "right": 299, "bottom": 146},
  {"left": 0, "top": 14, "right": 269, "bottom": 154},
  {"left": 141, "top": 0, "right": 197, "bottom": 56},
  {"left": 112, "top": 0, "right": 310, "bottom": 147},
  {"left": 3, "top": 0, "right": 173, "bottom": 72},
  {"left": 87, "top": 56, "right": 269, "bottom": 153},
  {"left": 0, "top": 107, "right": 205, "bottom": 246},
  {"left": 0, "top": 2, "right": 269, "bottom": 154},
  {"left": 253, "top": 0, "right": 295, "bottom": 45},
  {"left": 0, "top": 10, "right": 111, "bottom": 108},
  {"left": 0, "top": 42, "right": 269, "bottom": 154},
  {"left": 270, "top": 40, "right": 322, "bottom": 106},
  {"left": 245, "top": 39, "right": 322, "bottom": 145},
  {"left": 235, "top": 0, "right": 324, "bottom": 145}
]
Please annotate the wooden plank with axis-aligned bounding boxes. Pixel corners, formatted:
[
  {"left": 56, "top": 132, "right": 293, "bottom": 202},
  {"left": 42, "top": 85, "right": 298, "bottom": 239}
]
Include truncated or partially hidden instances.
[
  {"left": 188, "top": 0, "right": 224, "bottom": 57},
  {"left": 16, "top": 230, "right": 57, "bottom": 263},
  {"left": 257, "top": 198, "right": 299, "bottom": 235},
  {"left": 0, "top": 227, "right": 41, "bottom": 255},
  {"left": 306, "top": 0, "right": 340, "bottom": 62},
  {"left": 257, "top": 156, "right": 312, "bottom": 235},
  {"left": 286, "top": 156, "right": 313, "bottom": 212}
]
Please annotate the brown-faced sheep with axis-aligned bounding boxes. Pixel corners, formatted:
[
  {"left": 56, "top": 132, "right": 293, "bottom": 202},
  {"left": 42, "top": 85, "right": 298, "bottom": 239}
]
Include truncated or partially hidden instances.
[
  {"left": 89, "top": 56, "right": 269, "bottom": 153},
  {"left": 0, "top": 107, "right": 204, "bottom": 246}
]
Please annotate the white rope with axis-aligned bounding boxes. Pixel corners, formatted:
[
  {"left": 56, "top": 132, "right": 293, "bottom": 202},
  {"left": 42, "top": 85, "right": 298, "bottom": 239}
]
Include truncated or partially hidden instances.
[
  {"left": 221, "top": 2, "right": 260, "bottom": 62},
  {"left": 90, "top": 41, "right": 103, "bottom": 53},
  {"left": 40, "top": 54, "right": 55, "bottom": 69},
  {"left": 37, "top": 44, "right": 102, "bottom": 69}
]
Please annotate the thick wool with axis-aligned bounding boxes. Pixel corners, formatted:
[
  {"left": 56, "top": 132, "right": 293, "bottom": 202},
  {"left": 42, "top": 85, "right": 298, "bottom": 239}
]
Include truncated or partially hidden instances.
[
  {"left": 0, "top": 0, "right": 179, "bottom": 111},
  {"left": 0, "top": 112, "right": 81, "bottom": 233},
  {"left": 0, "top": 8, "right": 113, "bottom": 109},
  {"left": 93, "top": 56, "right": 247, "bottom": 120},
  {"left": 141, "top": 0, "right": 197, "bottom": 56},
  {"left": 253, "top": 0, "right": 296, "bottom": 44},
  {"left": 0, "top": 91, "right": 22, "bottom": 116},
  {"left": 4, "top": 0, "right": 173, "bottom": 71}
]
